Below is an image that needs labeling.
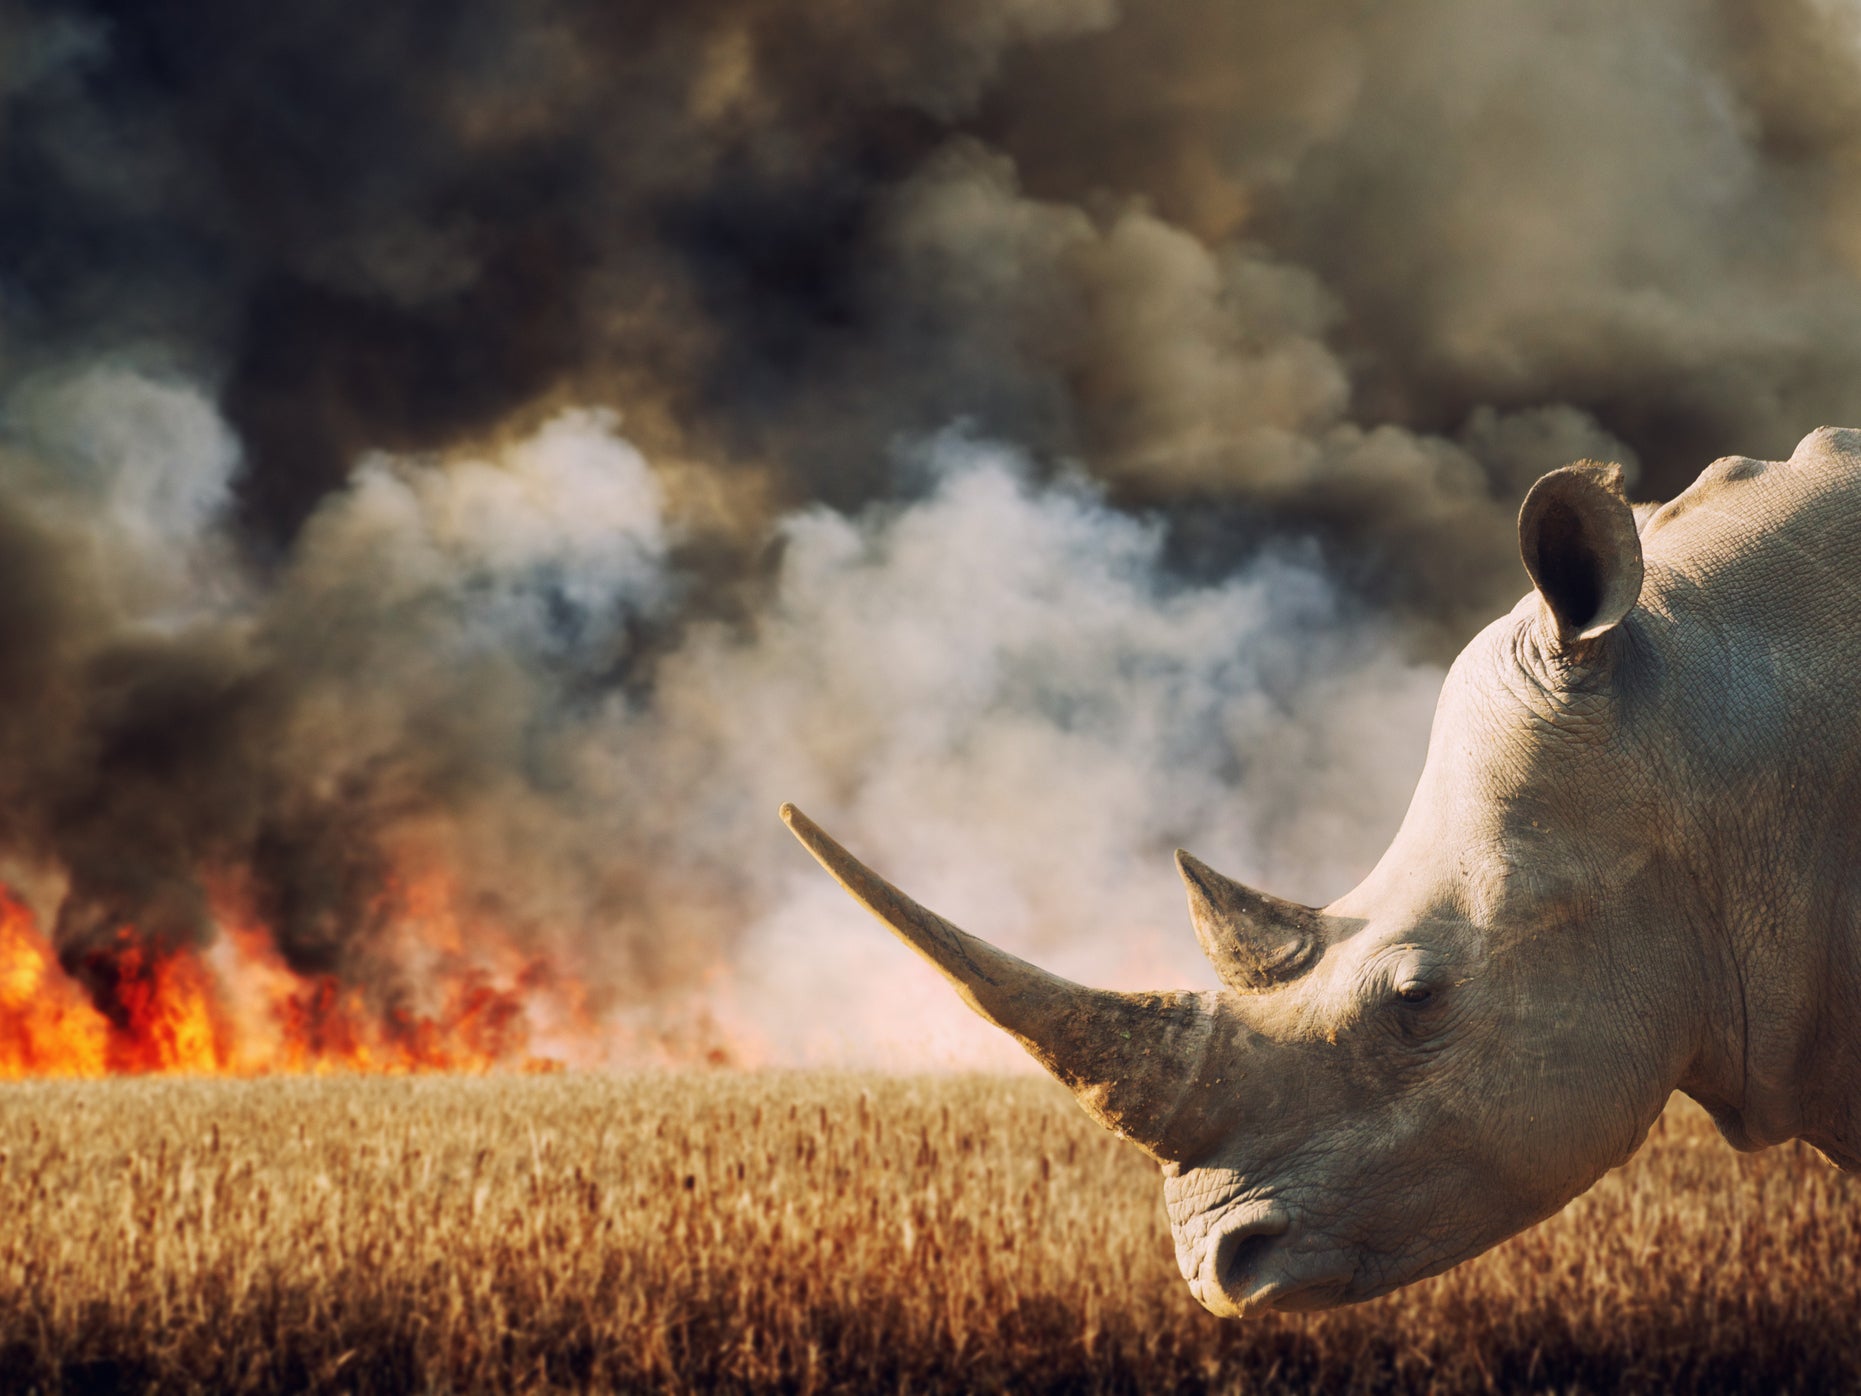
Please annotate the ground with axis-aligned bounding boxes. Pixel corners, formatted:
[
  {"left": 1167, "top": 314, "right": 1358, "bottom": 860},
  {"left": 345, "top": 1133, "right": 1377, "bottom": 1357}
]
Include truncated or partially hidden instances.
[{"left": 0, "top": 1072, "right": 1851, "bottom": 1394}]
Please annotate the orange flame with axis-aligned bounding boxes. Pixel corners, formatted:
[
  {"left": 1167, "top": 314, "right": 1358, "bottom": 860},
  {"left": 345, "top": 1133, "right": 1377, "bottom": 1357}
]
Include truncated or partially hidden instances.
[
  {"left": 0, "top": 873, "right": 580, "bottom": 1078},
  {"left": 0, "top": 890, "right": 109, "bottom": 1079}
]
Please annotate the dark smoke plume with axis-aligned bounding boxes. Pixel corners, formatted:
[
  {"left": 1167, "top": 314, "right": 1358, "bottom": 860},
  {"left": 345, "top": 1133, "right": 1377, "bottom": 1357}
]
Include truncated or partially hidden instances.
[{"left": 1, "top": 0, "right": 1859, "bottom": 1060}]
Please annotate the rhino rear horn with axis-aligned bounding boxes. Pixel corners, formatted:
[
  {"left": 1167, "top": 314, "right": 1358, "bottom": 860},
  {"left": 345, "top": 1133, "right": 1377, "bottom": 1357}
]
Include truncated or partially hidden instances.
[
  {"left": 780, "top": 804, "right": 1221, "bottom": 1161},
  {"left": 1175, "top": 850, "right": 1325, "bottom": 993}
]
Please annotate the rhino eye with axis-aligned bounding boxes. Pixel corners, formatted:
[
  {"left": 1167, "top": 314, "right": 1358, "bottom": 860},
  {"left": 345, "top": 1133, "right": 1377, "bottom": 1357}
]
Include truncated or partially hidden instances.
[{"left": 1395, "top": 982, "right": 1433, "bottom": 1006}]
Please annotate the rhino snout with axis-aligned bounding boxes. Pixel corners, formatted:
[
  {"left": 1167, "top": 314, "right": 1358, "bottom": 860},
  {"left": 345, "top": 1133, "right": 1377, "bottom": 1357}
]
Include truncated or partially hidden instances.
[{"left": 1191, "top": 1201, "right": 1293, "bottom": 1317}]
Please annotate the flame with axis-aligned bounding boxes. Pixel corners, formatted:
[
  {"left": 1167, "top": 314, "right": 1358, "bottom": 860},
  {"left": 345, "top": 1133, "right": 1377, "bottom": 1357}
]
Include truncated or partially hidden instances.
[
  {"left": 0, "top": 890, "right": 109, "bottom": 1079},
  {"left": 100, "top": 933, "right": 234, "bottom": 1073},
  {"left": 0, "top": 872, "right": 582, "bottom": 1078}
]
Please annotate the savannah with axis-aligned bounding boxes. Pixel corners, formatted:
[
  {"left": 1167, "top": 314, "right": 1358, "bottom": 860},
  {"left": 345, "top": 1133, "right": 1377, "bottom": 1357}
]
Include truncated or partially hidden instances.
[{"left": 0, "top": 1072, "right": 1850, "bottom": 1395}]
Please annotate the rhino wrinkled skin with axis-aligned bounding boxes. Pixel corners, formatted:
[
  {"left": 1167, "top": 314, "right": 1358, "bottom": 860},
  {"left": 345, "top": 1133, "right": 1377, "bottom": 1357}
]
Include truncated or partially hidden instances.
[{"left": 781, "top": 425, "right": 1861, "bottom": 1317}]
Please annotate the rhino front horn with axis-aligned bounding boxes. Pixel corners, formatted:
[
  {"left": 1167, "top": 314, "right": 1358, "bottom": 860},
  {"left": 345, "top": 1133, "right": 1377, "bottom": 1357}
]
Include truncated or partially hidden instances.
[
  {"left": 780, "top": 804, "right": 1223, "bottom": 1162},
  {"left": 1175, "top": 850, "right": 1325, "bottom": 993}
]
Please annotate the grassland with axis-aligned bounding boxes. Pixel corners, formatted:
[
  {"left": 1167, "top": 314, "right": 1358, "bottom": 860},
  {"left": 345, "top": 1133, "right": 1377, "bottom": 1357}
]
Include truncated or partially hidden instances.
[{"left": 0, "top": 1073, "right": 1852, "bottom": 1394}]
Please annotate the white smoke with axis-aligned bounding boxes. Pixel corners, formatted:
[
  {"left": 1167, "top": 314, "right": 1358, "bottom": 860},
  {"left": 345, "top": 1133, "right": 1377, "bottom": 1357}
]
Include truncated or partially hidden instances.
[
  {"left": 2, "top": 366, "right": 245, "bottom": 626},
  {"left": 601, "top": 429, "right": 1444, "bottom": 1065}
]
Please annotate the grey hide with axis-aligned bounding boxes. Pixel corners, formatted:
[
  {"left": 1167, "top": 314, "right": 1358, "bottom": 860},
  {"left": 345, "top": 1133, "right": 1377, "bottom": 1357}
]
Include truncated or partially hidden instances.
[{"left": 781, "top": 425, "right": 1861, "bottom": 1317}]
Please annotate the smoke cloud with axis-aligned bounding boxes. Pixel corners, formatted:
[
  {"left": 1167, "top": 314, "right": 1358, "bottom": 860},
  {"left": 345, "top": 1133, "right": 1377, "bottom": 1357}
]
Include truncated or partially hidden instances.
[{"left": 1, "top": 0, "right": 1859, "bottom": 1061}]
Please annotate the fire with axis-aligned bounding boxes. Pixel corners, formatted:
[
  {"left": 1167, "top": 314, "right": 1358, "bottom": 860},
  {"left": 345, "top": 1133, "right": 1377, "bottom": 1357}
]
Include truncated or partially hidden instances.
[
  {"left": 98, "top": 933, "right": 233, "bottom": 1074},
  {"left": 0, "top": 874, "right": 578, "bottom": 1078},
  {"left": 0, "top": 891, "right": 109, "bottom": 1078}
]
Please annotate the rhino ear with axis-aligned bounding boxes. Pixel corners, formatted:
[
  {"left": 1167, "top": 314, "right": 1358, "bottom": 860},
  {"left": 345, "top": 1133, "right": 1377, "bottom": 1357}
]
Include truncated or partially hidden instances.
[{"left": 1518, "top": 462, "right": 1644, "bottom": 649}]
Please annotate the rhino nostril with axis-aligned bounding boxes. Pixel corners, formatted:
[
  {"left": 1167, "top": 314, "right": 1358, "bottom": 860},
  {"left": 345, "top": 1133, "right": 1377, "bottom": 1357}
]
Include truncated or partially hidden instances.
[{"left": 1212, "top": 1208, "right": 1292, "bottom": 1293}]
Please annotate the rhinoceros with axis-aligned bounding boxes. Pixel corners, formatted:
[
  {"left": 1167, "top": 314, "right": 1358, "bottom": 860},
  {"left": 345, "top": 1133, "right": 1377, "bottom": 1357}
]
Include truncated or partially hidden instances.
[{"left": 780, "top": 425, "right": 1861, "bottom": 1316}]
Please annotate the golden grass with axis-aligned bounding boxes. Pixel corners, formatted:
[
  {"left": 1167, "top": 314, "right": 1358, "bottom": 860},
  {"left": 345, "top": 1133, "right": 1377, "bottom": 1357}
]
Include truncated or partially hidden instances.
[{"left": 0, "top": 1073, "right": 1852, "bottom": 1394}]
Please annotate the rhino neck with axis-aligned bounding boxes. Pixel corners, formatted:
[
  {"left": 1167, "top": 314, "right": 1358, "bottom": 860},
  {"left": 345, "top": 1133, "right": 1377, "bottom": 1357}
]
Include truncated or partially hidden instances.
[
  {"left": 1666, "top": 796, "right": 1861, "bottom": 1170},
  {"left": 1711, "top": 927, "right": 1861, "bottom": 1170},
  {"left": 1749, "top": 772, "right": 1861, "bottom": 1169},
  {"left": 1675, "top": 913, "right": 1861, "bottom": 1170}
]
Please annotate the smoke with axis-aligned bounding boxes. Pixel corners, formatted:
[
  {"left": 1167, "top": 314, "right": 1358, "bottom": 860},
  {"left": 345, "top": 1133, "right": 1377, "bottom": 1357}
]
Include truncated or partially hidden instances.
[
  {"left": 2, "top": 0, "right": 1861, "bottom": 1061},
  {"left": 0, "top": 389, "right": 1437, "bottom": 1062},
  {"left": 667, "top": 436, "right": 1441, "bottom": 1063}
]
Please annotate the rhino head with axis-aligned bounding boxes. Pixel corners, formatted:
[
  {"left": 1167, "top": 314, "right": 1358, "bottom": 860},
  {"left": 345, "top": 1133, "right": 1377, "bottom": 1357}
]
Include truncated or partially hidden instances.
[{"left": 783, "top": 460, "right": 1706, "bottom": 1315}]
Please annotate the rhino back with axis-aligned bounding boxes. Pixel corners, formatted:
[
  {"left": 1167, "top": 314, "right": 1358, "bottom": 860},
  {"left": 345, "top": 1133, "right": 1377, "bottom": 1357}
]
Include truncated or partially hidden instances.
[
  {"left": 1641, "top": 426, "right": 1861, "bottom": 630},
  {"left": 1632, "top": 426, "right": 1861, "bottom": 795}
]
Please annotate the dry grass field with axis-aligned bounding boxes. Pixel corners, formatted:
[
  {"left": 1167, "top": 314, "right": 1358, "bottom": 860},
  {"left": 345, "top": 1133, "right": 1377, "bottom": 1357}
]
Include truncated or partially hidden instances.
[{"left": 0, "top": 1073, "right": 1852, "bottom": 1395}]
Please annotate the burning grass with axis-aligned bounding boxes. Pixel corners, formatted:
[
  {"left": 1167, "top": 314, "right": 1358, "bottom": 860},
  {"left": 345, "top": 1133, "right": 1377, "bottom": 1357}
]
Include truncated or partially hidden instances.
[
  {"left": 0, "top": 1073, "right": 1851, "bottom": 1394},
  {"left": 0, "top": 878, "right": 579, "bottom": 1078}
]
